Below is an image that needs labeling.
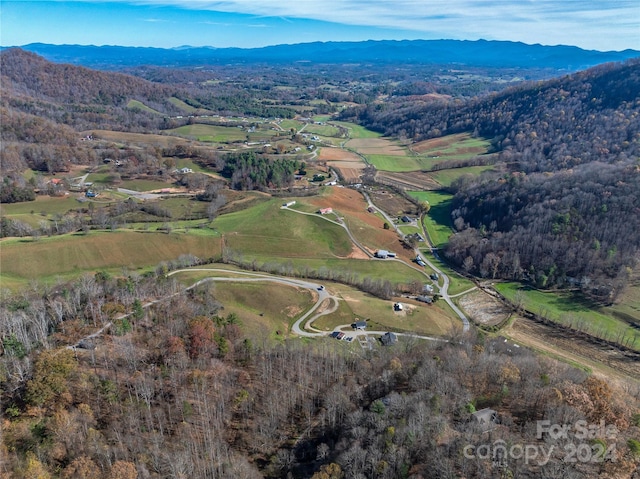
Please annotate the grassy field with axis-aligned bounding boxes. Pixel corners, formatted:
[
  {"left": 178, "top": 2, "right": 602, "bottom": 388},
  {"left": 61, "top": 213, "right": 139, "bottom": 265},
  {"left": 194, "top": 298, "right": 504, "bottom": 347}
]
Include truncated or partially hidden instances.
[
  {"left": 331, "top": 121, "right": 382, "bottom": 139},
  {"left": 1, "top": 196, "right": 82, "bottom": 217},
  {"left": 304, "top": 124, "right": 342, "bottom": 137},
  {"left": 360, "top": 133, "right": 492, "bottom": 173},
  {"left": 201, "top": 281, "right": 316, "bottom": 338},
  {"left": 495, "top": 282, "right": 640, "bottom": 349},
  {"left": 312, "top": 284, "right": 457, "bottom": 335},
  {"left": 0, "top": 230, "right": 222, "bottom": 287},
  {"left": 407, "top": 191, "right": 454, "bottom": 248},
  {"left": 430, "top": 165, "right": 496, "bottom": 187},
  {"left": 118, "top": 179, "right": 172, "bottom": 191},
  {"left": 168, "top": 97, "right": 203, "bottom": 114},
  {"left": 126, "top": 100, "right": 162, "bottom": 115},
  {"left": 214, "top": 199, "right": 353, "bottom": 258},
  {"left": 366, "top": 154, "right": 423, "bottom": 172},
  {"left": 169, "top": 124, "right": 250, "bottom": 142}
]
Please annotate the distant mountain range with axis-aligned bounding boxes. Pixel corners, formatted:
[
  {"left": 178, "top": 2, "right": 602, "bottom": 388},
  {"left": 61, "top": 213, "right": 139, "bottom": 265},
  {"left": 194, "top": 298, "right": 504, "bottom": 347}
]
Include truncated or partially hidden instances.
[{"left": 8, "top": 40, "right": 639, "bottom": 71}]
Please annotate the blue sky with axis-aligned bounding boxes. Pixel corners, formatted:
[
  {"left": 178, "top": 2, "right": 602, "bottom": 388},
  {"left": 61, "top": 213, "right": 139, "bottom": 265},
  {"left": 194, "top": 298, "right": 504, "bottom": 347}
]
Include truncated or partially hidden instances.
[{"left": 1, "top": 1, "right": 639, "bottom": 51}]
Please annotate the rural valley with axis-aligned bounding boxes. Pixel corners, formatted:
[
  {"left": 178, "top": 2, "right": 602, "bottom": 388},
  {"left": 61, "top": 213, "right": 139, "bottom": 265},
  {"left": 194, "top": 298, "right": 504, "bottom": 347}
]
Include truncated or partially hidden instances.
[{"left": 1, "top": 39, "right": 640, "bottom": 479}]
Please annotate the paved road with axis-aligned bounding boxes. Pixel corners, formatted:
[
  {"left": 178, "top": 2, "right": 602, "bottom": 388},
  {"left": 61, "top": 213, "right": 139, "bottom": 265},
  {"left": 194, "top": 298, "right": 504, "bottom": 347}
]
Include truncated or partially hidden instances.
[{"left": 362, "top": 191, "right": 470, "bottom": 331}]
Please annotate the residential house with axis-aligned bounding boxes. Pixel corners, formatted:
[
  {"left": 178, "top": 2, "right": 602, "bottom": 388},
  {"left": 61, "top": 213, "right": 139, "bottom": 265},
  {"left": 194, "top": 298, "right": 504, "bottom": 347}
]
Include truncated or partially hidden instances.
[{"left": 380, "top": 332, "right": 397, "bottom": 346}]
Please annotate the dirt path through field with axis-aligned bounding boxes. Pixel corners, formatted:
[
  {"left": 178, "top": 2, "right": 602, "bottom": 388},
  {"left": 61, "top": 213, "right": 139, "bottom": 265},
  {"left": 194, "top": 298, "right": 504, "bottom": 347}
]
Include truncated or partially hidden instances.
[{"left": 505, "top": 316, "right": 640, "bottom": 385}]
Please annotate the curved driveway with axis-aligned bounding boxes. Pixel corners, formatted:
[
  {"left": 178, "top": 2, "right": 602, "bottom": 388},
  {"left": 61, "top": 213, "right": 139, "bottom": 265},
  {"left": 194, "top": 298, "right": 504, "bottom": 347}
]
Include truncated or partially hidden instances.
[{"left": 347, "top": 191, "right": 470, "bottom": 331}]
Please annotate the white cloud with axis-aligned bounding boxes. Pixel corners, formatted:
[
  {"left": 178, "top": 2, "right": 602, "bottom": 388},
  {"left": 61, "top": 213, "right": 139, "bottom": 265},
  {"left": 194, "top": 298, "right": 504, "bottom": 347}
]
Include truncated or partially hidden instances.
[{"left": 63, "top": 0, "right": 640, "bottom": 50}]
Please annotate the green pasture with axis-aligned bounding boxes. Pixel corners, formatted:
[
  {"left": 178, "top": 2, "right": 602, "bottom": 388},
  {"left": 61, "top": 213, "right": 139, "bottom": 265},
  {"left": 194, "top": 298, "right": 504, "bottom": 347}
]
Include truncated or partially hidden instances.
[
  {"left": 203, "top": 281, "right": 316, "bottom": 337},
  {"left": 331, "top": 121, "right": 382, "bottom": 139},
  {"left": 366, "top": 154, "right": 422, "bottom": 172},
  {"left": 304, "top": 124, "right": 342, "bottom": 137},
  {"left": 407, "top": 191, "right": 454, "bottom": 248},
  {"left": 126, "top": 100, "right": 163, "bottom": 115},
  {"left": 416, "top": 135, "right": 490, "bottom": 159},
  {"left": 214, "top": 200, "right": 352, "bottom": 258},
  {"left": 495, "top": 282, "right": 640, "bottom": 350},
  {"left": 234, "top": 256, "right": 428, "bottom": 286},
  {"left": 168, "top": 97, "right": 202, "bottom": 114},
  {"left": 169, "top": 124, "right": 251, "bottom": 142},
  {"left": 279, "top": 120, "right": 305, "bottom": 131},
  {"left": 0, "top": 230, "right": 222, "bottom": 287},
  {"left": 430, "top": 165, "right": 496, "bottom": 187},
  {"left": 1, "top": 196, "right": 82, "bottom": 217}
]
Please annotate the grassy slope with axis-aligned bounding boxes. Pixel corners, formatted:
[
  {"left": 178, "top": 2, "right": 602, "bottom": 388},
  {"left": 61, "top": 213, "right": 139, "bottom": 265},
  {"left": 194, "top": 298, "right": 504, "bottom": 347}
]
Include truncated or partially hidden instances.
[
  {"left": 0, "top": 230, "right": 222, "bottom": 286},
  {"left": 126, "top": 100, "right": 162, "bottom": 115},
  {"left": 407, "top": 191, "right": 455, "bottom": 248},
  {"left": 495, "top": 282, "right": 640, "bottom": 350}
]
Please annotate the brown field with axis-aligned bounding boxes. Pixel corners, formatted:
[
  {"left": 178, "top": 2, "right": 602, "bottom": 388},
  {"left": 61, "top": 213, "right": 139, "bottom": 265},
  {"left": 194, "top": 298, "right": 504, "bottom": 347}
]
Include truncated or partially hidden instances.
[
  {"left": 368, "top": 187, "right": 419, "bottom": 216},
  {"left": 306, "top": 187, "right": 411, "bottom": 261},
  {"left": 81, "top": 130, "right": 196, "bottom": 148},
  {"left": 411, "top": 133, "right": 469, "bottom": 153},
  {"left": 345, "top": 138, "right": 406, "bottom": 155},
  {"left": 458, "top": 290, "right": 510, "bottom": 327},
  {"left": 0, "top": 230, "right": 222, "bottom": 282},
  {"left": 376, "top": 171, "right": 442, "bottom": 190},
  {"left": 330, "top": 162, "right": 366, "bottom": 182},
  {"left": 505, "top": 315, "right": 640, "bottom": 384},
  {"left": 317, "top": 147, "right": 362, "bottom": 162}
]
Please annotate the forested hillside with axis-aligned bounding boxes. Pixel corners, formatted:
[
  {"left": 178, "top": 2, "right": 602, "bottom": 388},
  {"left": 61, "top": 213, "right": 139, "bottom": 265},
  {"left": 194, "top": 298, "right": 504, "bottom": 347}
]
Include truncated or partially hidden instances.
[
  {"left": 343, "top": 60, "right": 640, "bottom": 301},
  {"left": 2, "top": 272, "right": 639, "bottom": 478}
]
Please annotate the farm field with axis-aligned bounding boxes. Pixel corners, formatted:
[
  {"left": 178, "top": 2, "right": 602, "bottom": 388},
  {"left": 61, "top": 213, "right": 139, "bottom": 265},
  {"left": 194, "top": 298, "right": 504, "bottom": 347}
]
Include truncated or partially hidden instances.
[
  {"left": 0, "top": 230, "right": 222, "bottom": 287},
  {"left": 358, "top": 133, "right": 493, "bottom": 172},
  {"left": 169, "top": 124, "right": 271, "bottom": 142},
  {"left": 495, "top": 282, "right": 640, "bottom": 351},
  {"left": 429, "top": 164, "right": 496, "bottom": 187},
  {"left": 126, "top": 100, "right": 162, "bottom": 115},
  {"left": 410, "top": 133, "right": 491, "bottom": 157},
  {"left": 83, "top": 130, "right": 191, "bottom": 148},
  {"left": 407, "top": 190, "right": 455, "bottom": 248},
  {"left": 331, "top": 121, "right": 382, "bottom": 139},
  {"left": 214, "top": 199, "right": 353, "bottom": 258}
]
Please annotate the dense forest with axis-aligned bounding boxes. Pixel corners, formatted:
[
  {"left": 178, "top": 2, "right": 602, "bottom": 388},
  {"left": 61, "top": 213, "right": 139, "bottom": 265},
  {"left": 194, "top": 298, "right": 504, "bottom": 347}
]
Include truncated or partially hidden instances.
[
  {"left": 1, "top": 271, "right": 639, "bottom": 478},
  {"left": 220, "top": 151, "right": 299, "bottom": 191},
  {"left": 342, "top": 60, "right": 640, "bottom": 300}
]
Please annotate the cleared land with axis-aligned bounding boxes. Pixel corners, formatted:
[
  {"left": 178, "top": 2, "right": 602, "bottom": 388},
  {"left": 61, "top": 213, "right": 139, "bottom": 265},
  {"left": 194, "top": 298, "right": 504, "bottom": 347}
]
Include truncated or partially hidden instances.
[
  {"left": 169, "top": 124, "right": 271, "bottom": 142},
  {"left": 204, "top": 281, "right": 316, "bottom": 338},
  {"left": 495, "top": 282, "right": 640, "bottom": 351},
  {"left": 458, "top": 290, "right": 509, "bottom": 327},
  {"left": 312, "top": 284, "right": 457, "bottom": 335},
  {"left": 505, "top": 315, "right": 640, "bottom": 383},
  {"left": 345, "top": 138, "right": 406, "bottom": 156},
  {"left": 407, "top": 190, "right": 455, "bottom": 248},
  {"left": 0, "top": 230, "right": 222, "bottom": 286}
]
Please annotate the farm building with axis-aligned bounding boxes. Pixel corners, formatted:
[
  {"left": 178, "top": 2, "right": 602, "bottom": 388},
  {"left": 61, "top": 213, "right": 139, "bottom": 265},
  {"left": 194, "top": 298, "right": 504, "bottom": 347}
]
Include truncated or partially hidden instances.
[
  {"left": 351, "top": 320, "right": 367, "bottom": 330},
  {"left": 375, "top": 250, "right": 396, "bottom": 258},
  {"left": 318, "top": 208, "right": 333, "bottom": 215},
  {"left": 416, "top": 296, "right": 433, "bottom": 304},
  {"left": 283, "top": 201, "right": 296, "bottom": 207},
  {"left": 380, "top": 332, "right": 397, "bottom": 346},
  {"left": 401, "top": 215, "right": 412, "bottom": 223},
  {"left": 393, "top": 302, "right": 403, "bottom": 311}
]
